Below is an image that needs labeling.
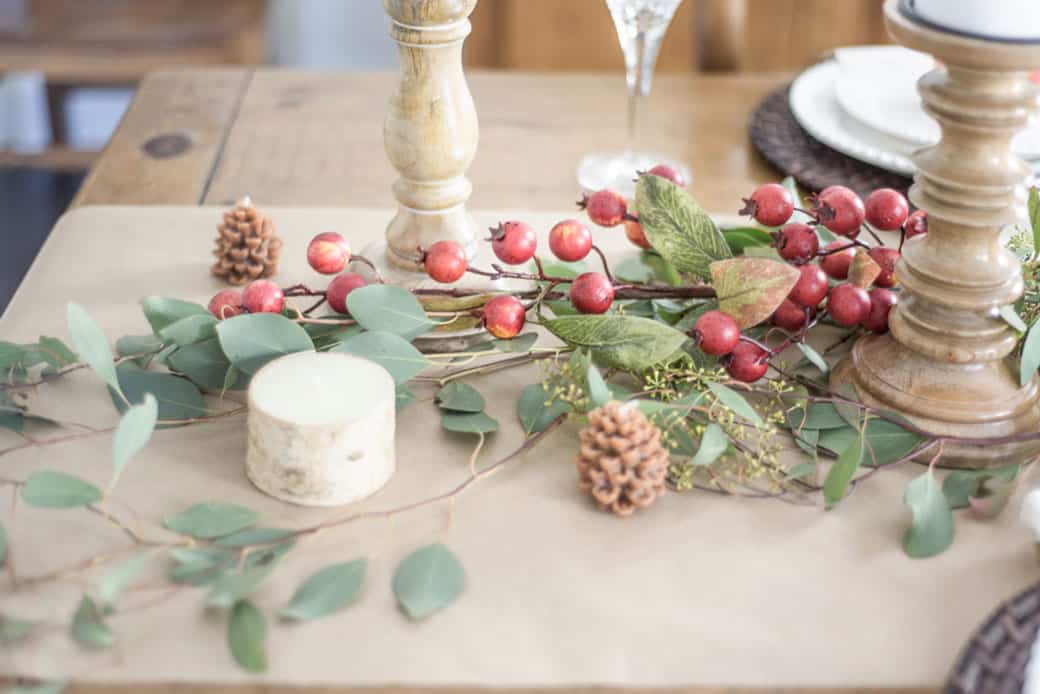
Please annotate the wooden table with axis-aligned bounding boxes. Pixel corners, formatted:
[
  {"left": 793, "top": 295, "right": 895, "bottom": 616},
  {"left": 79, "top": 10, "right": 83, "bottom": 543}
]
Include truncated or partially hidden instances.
[
  {"left": 73, "top": 68, "right": 784, "bottom": 212},
  {"left": 50, "top": 70, "right": 940, "bottom": 694}
]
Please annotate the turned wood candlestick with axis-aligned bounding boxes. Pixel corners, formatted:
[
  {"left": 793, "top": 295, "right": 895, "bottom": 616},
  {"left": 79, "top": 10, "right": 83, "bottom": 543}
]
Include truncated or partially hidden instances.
[
  {"left": 380, "top": 0, "right": 479, "bottom": 274},
  {"left": 833, "top": 0, "right": 1040, "bottom": 469}
]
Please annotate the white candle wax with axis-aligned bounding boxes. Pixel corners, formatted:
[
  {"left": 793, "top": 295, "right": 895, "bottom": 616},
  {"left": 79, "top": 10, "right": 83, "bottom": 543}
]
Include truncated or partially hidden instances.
[
  {"left": 246, "top": 351, "right": 396, "bottom": 507},
  {"left": 912, "top": 0, "right": 1040, "bottom": 41}
]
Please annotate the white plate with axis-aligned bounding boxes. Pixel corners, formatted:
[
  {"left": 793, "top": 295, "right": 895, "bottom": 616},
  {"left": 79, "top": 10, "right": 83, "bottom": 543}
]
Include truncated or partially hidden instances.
[{"left": 834, "top": 47, "right": 1040, "bottom": 156}]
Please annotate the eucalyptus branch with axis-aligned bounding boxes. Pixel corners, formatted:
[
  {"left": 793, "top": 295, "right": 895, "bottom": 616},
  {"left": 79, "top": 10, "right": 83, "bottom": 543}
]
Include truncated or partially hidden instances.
[{"left": 0, "top": 351, "right": 161, "bottom": 392}]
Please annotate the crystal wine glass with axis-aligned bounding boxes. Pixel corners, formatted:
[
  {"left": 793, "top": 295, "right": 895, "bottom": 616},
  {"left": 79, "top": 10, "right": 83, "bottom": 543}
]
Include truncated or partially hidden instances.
[{"left": 576, "top": 0, "right": 690, "bottom": 197}]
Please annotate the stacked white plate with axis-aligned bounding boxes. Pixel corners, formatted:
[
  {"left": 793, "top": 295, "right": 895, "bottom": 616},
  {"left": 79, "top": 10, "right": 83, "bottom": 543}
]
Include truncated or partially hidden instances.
[{"left": 788, "top": 45, "right": 1040, "bottom": 177}]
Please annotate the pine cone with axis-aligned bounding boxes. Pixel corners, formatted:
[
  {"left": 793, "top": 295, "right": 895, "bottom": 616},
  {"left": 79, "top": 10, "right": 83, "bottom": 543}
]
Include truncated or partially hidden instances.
[
  {"left": 210, "top": 196, "right": 283, "bottom": 285},
  {"left": 576, "top": 401, "right": 668, "bottom": 516}
]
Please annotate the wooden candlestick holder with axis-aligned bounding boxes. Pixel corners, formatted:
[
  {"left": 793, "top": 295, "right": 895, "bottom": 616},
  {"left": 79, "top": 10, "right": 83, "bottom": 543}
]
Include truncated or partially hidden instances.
[{"left": 833, "top": 0, "right": 1040, "bottom": 469}]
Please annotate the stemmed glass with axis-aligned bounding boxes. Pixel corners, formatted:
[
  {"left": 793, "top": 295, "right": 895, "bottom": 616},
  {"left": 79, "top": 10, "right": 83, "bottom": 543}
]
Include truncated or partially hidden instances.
[{"left": 577, "top": 0, "right": 690, "bottom": 197}]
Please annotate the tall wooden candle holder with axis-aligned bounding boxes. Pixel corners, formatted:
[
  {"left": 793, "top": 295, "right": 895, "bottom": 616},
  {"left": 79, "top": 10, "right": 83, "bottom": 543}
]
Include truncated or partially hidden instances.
[
  {"left": 833, "top": 0, "right": 1040, "bottom": 469},
  {"left": 376, "top": 0, "right": 480, "bottom": 279}
]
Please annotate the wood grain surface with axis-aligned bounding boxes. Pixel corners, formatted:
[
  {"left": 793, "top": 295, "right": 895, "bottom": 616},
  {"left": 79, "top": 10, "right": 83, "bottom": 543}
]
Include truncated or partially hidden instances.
[{"left": 75, "top": 68, "right": 784, "bottom": 212}]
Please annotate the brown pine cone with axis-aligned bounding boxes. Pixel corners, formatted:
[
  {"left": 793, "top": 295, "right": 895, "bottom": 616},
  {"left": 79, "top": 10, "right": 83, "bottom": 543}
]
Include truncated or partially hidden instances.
[
  {"left": 210, "top": 196, "right": 283, "bottom": 285},
  {"left": 576, "top": 401, "right": 668, "bottom": 516}
]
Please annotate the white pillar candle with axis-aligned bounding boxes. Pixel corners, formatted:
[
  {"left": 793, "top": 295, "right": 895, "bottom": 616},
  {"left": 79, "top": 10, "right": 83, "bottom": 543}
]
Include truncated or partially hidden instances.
[{"left": 246, "top": 351, "right": 396, "bottom": 507}]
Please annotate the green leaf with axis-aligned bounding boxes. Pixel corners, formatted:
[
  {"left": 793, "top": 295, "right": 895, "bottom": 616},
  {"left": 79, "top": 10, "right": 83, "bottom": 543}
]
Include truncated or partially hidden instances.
[
  {"left": 823, "top": 428, "right": 864, "bottom": 508},
  {"left": 280, "top": 558, "right": 367, "bottom": 621},
  {"left": 1022, "top": 320, "right": 1040, "bottom": 386},
  {"left": 70, "top": 596, "right": 114, "bottom": 648},
  {"left": 492, "top": 332, "right": 538, "bottom": 353},
  {"left": 392, "top": 543, "right": 465, "bottom": 620},
  {"left": 214, "top": 527, "right": 296, "bottom": 548},
  {"left": 689, "top": 423, "right": 728, "bottom": 466},
  {"left": 334, "top": 331, "right": 429, "bottom": 385},
  {"left": 786, "top": 462, "right": 816, "bottom": 480},
  {"left": 709, "top": 258, "right": 800, "bottom": 329},
  {"left": 110, "top": 364, "right": 208, "bottom": 423},
  {"left": 641, "top": 250, "right": 683, "bottom": 286},
  {"left": 532, "top": 259, "right": 588, "bottom": 279},
  {"left": 66, "top": 303, "right": 120, "bottom": 395},
  {"left": 787, "top": 403, "right": 849, "bottom": 430},
  {"left": 21, "top": 471, "right": 102, "bottom": 508},
  {"left": 158, "top": 314, "right": 218, "bottom": 347},
  {"left": 0, "top": 520, "right": 5, "bottom": 566},
  {"left": 6, "top": 682, "right": 66, "bottom": 694},
  {"left": 166, "top": 338, "right": 246, "bottom": 391},
  {"left": 396, "top": 385, "right": 415, "bottom": 412},
  {"left": 942, "top": 464, "right": 1019, "bottom": 509},
  {"left": 435, "top": 382, "right": 486, "bottom": 413},
  {"left": 517, "top": 384, "right": 570, "bottom": 434},
  {"left": 98, "top": 551, "right": 154, "bottom": 605},
  {"left": 818, "top": 418, "right": 922, "bottom": 466},
  {"left": 635, "top": 174, "right": 732, "bottom": 280},
  {"left": 544, "top": 315, "right": 688, "bottom": 372},
  {"left": 903, "top": 467, "right": 955, "bottom": 558},
  {"left": 613, "top": 257, "right": 655, "bottom": 283},
  {"left": 207, "top": 561, "right": 280, "bottom": 608},
  {"left": 216, "top": 313, "right": 314, "bottom": 375},
  {"left": 794, "top": 427, "right": 819, "bottom": 457},
  {"left": 346, "top": 285, "right": 437, "bottom": 339},
  {"left": 1029, "top": 186, "right": 1040, "bottom": 257},
  {"left": 0, "top": 615, "right": 36, "bottom": 643},
  {"left": 168, "top": 548, "right": 237, "bottom": 586},
  {"left": 707, "top": 382, "right": 764, "bottom": 426},
  {"left": 228, "top": 600, "right": 267, "bottom": 673},
  {"left": 36, "top": 336, "right": 77, "bottom": 367},
  {"left": 115, "top": 334, "right": 163, "bottom": 367},
  {"left": 141, "top": 297, "right": 209, "bottom": 334},
  {"left": 1000, "top": 304, "right": 1027, "bottom": 333},
  {"left": 163, "top": 502, "right": 261, "bottom": 539},
  {"left": 441, "top": 411, "right": 498, "bottom": 434},
  {"left": 721, "top": 226, "right": 774, "bottom": 254},
  {"left": 798, "top": 343, "right": 829, "bottom": 374},
  {"left": 585, "top": 364, "right": 611, "bottom": 408},
  {"left": 111, "top": 393, "right": 157, "bottom": 484}
]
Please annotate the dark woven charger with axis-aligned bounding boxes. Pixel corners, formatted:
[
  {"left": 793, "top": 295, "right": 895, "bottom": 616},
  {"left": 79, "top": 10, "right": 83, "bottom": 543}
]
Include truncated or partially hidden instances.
[
  {"left": 945, "top": 582, "right": 1040, "bottom": 694},
  {"left": 748, "top": 87, "right": 914, "bottom": 198}
]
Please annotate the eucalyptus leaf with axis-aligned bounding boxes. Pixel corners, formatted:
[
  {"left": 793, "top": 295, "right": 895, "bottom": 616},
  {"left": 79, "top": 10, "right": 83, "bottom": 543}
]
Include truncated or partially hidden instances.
[
  {"left": 70, "top": 596, "right": 114, "bottom": 648},
  {"left": 158, "top": 314, "right": 218, "bottom": 347},
  {"left": 0, "top": 520, "right": 6, "bottom": 566},
  {"left": 793, "top": 426, "right": 819, "bottom": 457},
  {"left": 999, "top": 304, "right": 1027, "bottom": 333},
  {"left": 492, "top": 332, "right": 538, "bottom": 353},
  {"left": 0, "top": 615, "right": 36, "bottom": 643},
  {"left": 66, "top": 302, "right": 121, "bottom": 395},
  {"left": 441, "top": 411, "right": 498, "bottom": 435},
  {"left": 98, "top": 551, "right": 154, "bottom": 605},
  {"left": 786, "top": 462, "right": 817, "bottom": 480},
  {"left": 689, "top": 423, "right": 728, "bottom": 466},
  {"left": 823, "top": 428, "right": 864, "bottom": 508},
  {"left": 798, "top": 343, "right": 829, "bottom": 374},
  {"left": 216, "top": 313, "right": 314, "bottom": 375},
  {"left": 544, "top": 314, "right": 687, "bottom": 372},
  {"left": 163, "top": 502, "right": 261, "bottom": 540},
  {"left": 346, "top": 285, "right": 436, "bottom": 339},
  {"left": 166, "top": 338, "right": 247, "bottom": 391},
  {"left": 21, "top": 471, "right": 102, "bottom": 508},
  {"left": 786, "top": 403, "right": 848, "bottom": 430},
  {"left": 335, "top": 331, "right": 429, "bottom": 385},
  {"left": 392, "top": 543, "right": 465, "bottom": 620},
  {"left": 110, "top": 364, "right": 208, "bottom": 423},
  {"left": 396, "top": 385, "right": 415, "bottom": 412},
  {"left": 942, "top": 464, "right": 1019, "bottom": 509},
  {"left": 517, "top": 384, "right": 570, "bottom": 434},
  {"left": 6, "top": 682, "right": 66, "bottom": 694},
  {"left": 228, "top": 600, "right": 267, "bottom": 672},
  {"left": 903, "top": 467, "right": 955, "bottom": 558},
  {"left": 141, "top": 296, "right": 209, "bottom": 334},
  {"left": 585, "top": 364, "right": 611, "bottom": 408},
  {"left": 1021, "top": 320, "right": 1040, "bottom": 386},
  {"left": 215, "top": 527, "right": 296, "bottom": 548},
  {"left": 435, "top": 382, "right": 486, "bottom": 413},
  {"left": 36, "top": 336, "right": 77, "bottom": 367},
  {"left": 169, "top": 548, "right": 237, "bottom": 586},
  {"left": 635, "top": 173, "right": 732, "bottom": 280},
  {"left": 280, "top": 558, "right": 367, "bottom": 621},
  {"left": 207, "top": 561, "right": 280, "bottom": 608},
  {"left": 818, "top": 418, "right": 922, "bottom": 466},
  {"left": 115, "top": 334, "right": 163, "bottom": 366},
  {"left": 707, "top": 382, "right": 764, "bottom": 426},
  {"left": 111, "top": 393, "right": 157, "bottom": 483},
  {"left": 613, "top": 257, "right": 655, "bottom": 283}
]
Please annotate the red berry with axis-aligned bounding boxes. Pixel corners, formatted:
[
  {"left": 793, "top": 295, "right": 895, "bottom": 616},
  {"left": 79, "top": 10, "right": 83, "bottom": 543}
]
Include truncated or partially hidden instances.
[
  {"left": 208, "top": 289, "right": 243, "bottom": 320},
  {"left": 740, "top": 183, "right": 795, "bottom": 227},
  {"left": 868, "top": 247, "right": 900, "bottom": 288},
  {"left": 775, "top": 223, "right": 819, "bottom": 263},
  {"left": 788, "top": 264, "right": 830, "bottom": 308},
  {"left": 307, "top": 231, "right": 351, "bottom": 275},
  {"left": 820, "top": 240, "right": 857, "bottom": 280},
  {"left": 828, "top": 283, "right": 871, "bottom": 327},
  {"left": 771, "top": 299, "right": 812, "bottom": 333},
  {"left": 904, "top": 209, "right": 928, "bottom": 239},
  {"left": 646, "top": 164, "right": 686, "bottom": 187},
  {"left": 326, "top": 273, "right": 368, "bottom": 314},
  {"left": 489, "top": 221, "right": 537, "bottom": 265},
  {"left": 423, "top": 241, "right": 468, "bottom": 283},
  {"left": 726, "top": 341, "right": 770, "bottom": 383},
  {"left": 623, "top": 210, "right": 651, "bottom": 249},
  {"left": 482, "top": 295, "right": 526, "bottom": 339},
  {"left": 579, "top": 189, "right": 627, "bottom": 227},
  {"left": 549, "top": 219, "right": 593, "bottom": 261},
  {"left": 814, "top": 185, "right": 865, "bottom": 237},
  {"left": 242, "top": 279, "right": 285, "bottom": 314},
  {"left": 864, "top": 188, "right": 909, "bottom": 231},
  {"left": 862, "top": 288, "right": 897, "bottom": 333},
  {"left": 693, "top": 310, "right": 740, "bottom": 356},
  {"left": 569, "top": 272, "right": 614, "bottom": 314}
]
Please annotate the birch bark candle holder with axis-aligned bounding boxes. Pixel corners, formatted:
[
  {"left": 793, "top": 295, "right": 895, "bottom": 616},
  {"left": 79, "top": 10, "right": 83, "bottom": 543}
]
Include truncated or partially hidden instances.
[
  {"left": 833, "top": 0, "right": 1040, "bottom": 469},
  {"left": 246, "top": 352, "right": 396, "bottom": 506}
]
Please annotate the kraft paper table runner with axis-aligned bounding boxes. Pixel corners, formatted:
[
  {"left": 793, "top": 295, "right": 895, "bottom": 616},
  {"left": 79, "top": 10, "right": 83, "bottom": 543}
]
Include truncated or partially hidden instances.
[{"left": 0, "top": 206, "right": 1034, "bottom": 688}]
